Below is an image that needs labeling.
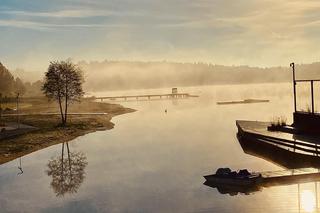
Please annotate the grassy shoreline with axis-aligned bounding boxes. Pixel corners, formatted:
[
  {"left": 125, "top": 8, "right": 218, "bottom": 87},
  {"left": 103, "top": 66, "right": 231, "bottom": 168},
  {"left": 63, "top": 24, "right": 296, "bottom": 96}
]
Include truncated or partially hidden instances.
[{"left": 0, "top": 99, "right": 135, "bottom": 165}]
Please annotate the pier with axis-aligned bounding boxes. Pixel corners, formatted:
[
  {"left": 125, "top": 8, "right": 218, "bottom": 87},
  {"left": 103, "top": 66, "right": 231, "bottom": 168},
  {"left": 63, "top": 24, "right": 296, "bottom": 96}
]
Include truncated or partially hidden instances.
[
  {"left": 261, "top": 168, "right": 320, "bottom": 186},
  {"left": 95, "top": 93, "right": 198, "bottom": 102}
]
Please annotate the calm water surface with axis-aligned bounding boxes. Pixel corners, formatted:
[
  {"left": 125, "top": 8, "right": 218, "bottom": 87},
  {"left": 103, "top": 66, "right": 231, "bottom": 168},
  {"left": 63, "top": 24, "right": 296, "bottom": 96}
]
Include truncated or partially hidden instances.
[{"left": 1, "top": 83, "right": 318, "bottom": 213}]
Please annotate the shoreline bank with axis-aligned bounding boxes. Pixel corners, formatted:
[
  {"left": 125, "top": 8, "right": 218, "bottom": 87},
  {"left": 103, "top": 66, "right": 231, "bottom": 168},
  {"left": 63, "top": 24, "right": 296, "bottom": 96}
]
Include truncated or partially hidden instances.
[{"left": 0, "top": 100, "right": 135, "bottom": 165}]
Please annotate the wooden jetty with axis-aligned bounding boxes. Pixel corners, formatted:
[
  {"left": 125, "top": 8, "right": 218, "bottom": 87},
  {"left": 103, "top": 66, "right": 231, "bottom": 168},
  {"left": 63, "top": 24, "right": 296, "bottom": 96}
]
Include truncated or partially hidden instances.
[
  {"left": 204, "top": 168, "right": 320, "bottom": 195},
  {"left": 95, "top": 93, "right": 198, "bottom": 102},
  {"left": 261, "top": 168, "right": 320, "bottom": 186}
]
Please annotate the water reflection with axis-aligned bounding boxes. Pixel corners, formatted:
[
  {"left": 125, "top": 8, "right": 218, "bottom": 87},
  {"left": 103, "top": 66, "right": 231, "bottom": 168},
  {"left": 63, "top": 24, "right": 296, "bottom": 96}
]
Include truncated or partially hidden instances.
[
  {"left": 16, "top": 157, "right": 23, "bottom": 175},
  {"left": 203, "top": 180, "right": 262, "bottom": 196},
  {"left": 46, "top": 142, "right": 88, "bottom": 197},
  {"left": 206, "top": 180, "right": 320, "bottom": 212},
  {"left": 301, "top": 189, "right": 316, "bottom": 212},
  {"left": 201, "top": 130, "right": 320, "bottom": 213},
  {"left": 205, "top": 132, "right": 320, "bottom": 199},
  {"left": 296, "top": 183, "right": 320, "bottom": 213},
  {"left": 0, "top": 84, "right": 309, "bottom": 212}
]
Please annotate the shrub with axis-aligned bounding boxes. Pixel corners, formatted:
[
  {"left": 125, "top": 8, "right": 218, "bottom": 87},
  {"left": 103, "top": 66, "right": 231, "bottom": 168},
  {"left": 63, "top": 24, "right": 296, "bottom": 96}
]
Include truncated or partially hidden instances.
[{"left": 268, "top": 116, "right": 287, "bottom": 131}]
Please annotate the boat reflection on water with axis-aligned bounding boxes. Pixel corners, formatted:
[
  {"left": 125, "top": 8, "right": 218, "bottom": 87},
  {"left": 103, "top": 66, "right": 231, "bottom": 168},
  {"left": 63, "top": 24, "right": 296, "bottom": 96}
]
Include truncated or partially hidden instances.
[
  {"left": 46, "top": 142, "right": 88, "bottom": 197},
  {"left": 204, "top": 180, "right": 262, "bottom": 196}
]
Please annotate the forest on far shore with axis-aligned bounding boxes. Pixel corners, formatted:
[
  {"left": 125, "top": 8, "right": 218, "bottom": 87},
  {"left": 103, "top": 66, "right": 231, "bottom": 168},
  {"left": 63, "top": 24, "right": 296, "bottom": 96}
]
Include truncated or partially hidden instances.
[
  {"left": 79, "top": 61, "right": 320, "bottom": 91},
  {"left": 3, "top": 60, "right": 320, "bottom": 96},
  {"left": 0, "top": 62, "right": 42, "bottom": 97}
]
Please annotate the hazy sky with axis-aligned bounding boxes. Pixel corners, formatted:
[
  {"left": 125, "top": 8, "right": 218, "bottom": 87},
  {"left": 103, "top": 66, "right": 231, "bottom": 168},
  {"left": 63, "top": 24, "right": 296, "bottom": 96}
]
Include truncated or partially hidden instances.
[{"left": 1, "top": 0, "right": 320, "bottom": 71}]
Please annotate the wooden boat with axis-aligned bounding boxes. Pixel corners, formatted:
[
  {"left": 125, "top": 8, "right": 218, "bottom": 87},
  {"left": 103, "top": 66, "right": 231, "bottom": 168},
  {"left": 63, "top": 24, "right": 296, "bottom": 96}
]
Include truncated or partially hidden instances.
[{"left": 204, "top": 168, "right": 262, "bottom": 186}]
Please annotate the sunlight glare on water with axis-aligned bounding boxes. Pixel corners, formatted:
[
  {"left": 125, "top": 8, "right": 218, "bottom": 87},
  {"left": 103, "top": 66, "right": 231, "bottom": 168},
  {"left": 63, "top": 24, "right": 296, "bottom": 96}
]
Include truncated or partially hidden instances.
[{"left": 300, "top": 188, "right": 317, "bottom": 213}]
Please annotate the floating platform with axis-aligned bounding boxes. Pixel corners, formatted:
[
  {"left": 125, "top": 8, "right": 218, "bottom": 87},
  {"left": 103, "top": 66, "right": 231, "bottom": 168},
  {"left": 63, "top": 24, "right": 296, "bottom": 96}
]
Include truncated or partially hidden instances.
[
  {"left": 217, "top": 99, "right": 269, "bottom": 105},
  {"left": 236, "top": 120, "right": 320, "bottom": 168}
]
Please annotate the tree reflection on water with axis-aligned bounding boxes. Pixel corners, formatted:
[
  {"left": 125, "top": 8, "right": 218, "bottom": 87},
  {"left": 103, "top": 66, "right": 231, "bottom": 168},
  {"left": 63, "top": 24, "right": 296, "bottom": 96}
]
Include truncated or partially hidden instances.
[{"left": 46, "top": 142, "right": 88, "bottom": 197}]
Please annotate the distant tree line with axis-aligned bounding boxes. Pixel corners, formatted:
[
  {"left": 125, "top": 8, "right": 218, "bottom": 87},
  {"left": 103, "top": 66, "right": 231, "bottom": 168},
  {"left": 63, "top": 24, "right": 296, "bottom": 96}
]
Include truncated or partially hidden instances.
[
  {"left": 3, "top": 60, "right": 320, "bottom": 96},
  {"left": 0, "top": 62, "right": 42, "bottom": 97},
  {"left": 77, "top": 60, "right": 320, "bottom": 91},
  {"left": 77, "top": 60, "right": 294, "bottom": 91}
]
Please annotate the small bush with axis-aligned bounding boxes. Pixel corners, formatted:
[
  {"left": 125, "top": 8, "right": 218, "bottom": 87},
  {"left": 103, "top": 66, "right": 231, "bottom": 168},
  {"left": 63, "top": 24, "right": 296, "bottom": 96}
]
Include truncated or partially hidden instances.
[
  {"left": 280, "top": 116, "right": 287, "bottom": 126},
  {"left": 268, "top": 116, "right": 287, "bottom": 131},
  {"left": 306, "top": 104, "right": 311, "bottom": 113}
]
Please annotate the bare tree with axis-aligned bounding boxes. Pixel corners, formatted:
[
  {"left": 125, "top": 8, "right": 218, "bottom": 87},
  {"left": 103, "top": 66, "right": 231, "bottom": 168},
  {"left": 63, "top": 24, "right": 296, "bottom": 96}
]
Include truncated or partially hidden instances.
[{"left": 42, "top": 61, "right": 84, "bottom": 125}]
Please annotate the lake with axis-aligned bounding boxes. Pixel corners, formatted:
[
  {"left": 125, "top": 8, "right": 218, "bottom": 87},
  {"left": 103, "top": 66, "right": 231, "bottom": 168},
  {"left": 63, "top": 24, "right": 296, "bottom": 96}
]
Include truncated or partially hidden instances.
[{"left": 0, "top": 83, "right": 318, "bottom": 213}]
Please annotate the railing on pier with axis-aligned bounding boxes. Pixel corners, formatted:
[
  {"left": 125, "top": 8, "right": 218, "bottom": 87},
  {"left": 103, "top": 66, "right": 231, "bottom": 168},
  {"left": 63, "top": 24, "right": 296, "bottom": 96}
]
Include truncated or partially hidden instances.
[
  {"left": 246, "top": 130, "right": 320, "bottom": 156},
  {"left": 291, "top": 63, "right": 320, "bottom": 113},
  {"left": 260, "top": 168, "right": 320, "bottom": 178}
]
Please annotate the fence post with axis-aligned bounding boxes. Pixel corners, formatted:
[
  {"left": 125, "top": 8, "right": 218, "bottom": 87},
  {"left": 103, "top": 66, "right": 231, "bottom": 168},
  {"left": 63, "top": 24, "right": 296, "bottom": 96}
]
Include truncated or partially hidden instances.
[
  {"left": 311, "top": 80, "right": 314, "bottom": 113},
  {"left": 290, "top": 63, "right": 297, "bottom": 112}
]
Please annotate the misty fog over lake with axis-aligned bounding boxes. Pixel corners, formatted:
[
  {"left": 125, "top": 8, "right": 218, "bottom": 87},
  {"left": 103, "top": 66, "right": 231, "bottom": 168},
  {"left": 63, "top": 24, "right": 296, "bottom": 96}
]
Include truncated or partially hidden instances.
[
  {"left": 3, "top": 0, "right": 320, "bottom": 212},
  {"left": 2, "top": 83, "right": 316, "bottom": 213}
]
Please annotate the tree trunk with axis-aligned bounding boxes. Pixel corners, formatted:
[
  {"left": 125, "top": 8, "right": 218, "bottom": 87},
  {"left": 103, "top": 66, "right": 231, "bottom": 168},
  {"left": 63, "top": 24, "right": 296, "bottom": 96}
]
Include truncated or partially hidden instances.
[
  {"left": 64, "top": 82, "right": 68, "bottom": 124},
  {"left": 58, "top": 94, "right": 65, "bottom": 125},
  {"left": 61, "top": 142, "right": 65, "bottom": 182},
  {"left": 64, "top": 98, "right": 68, "bottom": 124},
  {"left": 66, "top": 142, "right": 72, "bottom": 180},
  {"left": 0, "top": 95, "right": 2, "bottom": 125}
]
